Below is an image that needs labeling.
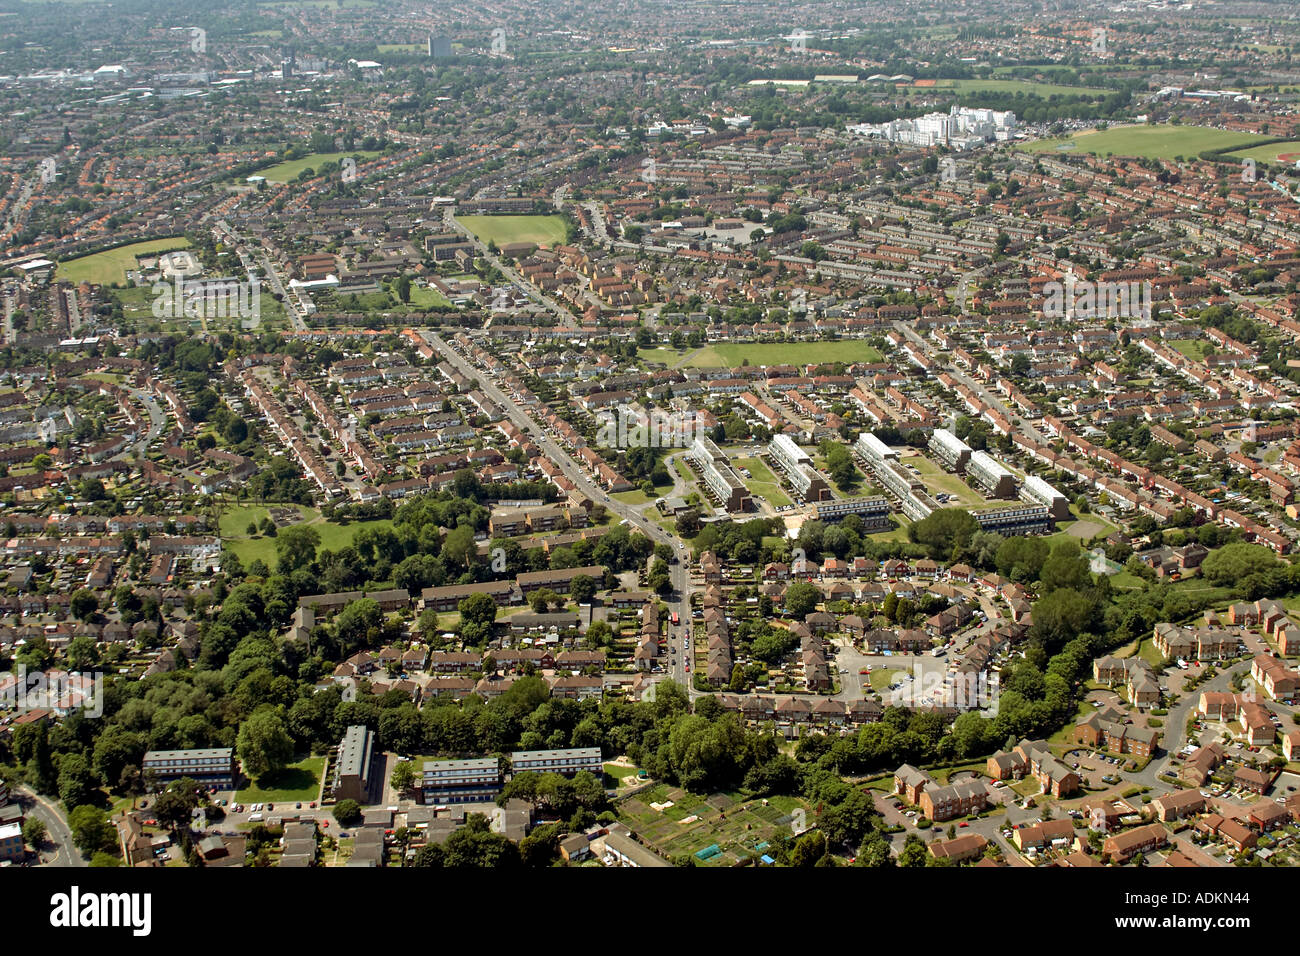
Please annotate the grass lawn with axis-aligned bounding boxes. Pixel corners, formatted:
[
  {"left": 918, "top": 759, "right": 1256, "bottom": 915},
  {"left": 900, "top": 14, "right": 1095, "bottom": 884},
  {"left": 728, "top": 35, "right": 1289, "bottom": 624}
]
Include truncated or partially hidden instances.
[
  {"left": 904, "top": 453, "right": 983, "bottom": 506},
  {"left": 259, "top": 151, "right": 382, "bottom": 183},
  {"left": 640, "top": 347, "right": 695, "bottom": 367},
  {"left": 57, "top": 237, "right": 193, "bottom": 285},
  {"left": 872, "top": 516, "right": 912, "bottom": 542},
  {"left": 734, "top": 457, "right": 793, "bottom": 508},
  {"left": 1019, "top": 124, "right": 1267, "bottom": 161},
  {"left": 914, "top": 78, "right": 1109, "bottom": 97},
  {"left": 235, "top": 756, "right": 325, "bottom": 804},
  {"left": 612, "top": 488, "right": 656, "bottom": 506},
  {"left": 869, "top": 669, "right": 903, "bottom": 692},
  {"left": 219, "top": 503, "right": 393, "bottom": 567},
  {"left": 458, "top": 214, "right": 569, "bottom": 249},
  {"left": 409, "top": 284, "right": 453, "bottom": 309},
  {"left": 1226, "top": 140, "right": 1300, "bottom": 164},
  {"left": 674, "top": 341, "right": 884, "bottom": 368},
  {"left": 1168, "top": 338, "right": 1212, "bottom": 361}
]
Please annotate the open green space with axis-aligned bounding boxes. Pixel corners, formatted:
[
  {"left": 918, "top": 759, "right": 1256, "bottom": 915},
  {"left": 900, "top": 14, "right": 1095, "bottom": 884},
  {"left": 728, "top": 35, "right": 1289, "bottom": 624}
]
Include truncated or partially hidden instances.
[
  {"left": 734, "top": 457, "right": 793, "bottom": 508},
  {"left": 661, "top": 341, "right": 884, "bottom": 368},
  {"left": 259, "top": 150, "right": 382, "bottom": 183},
  {"left": 869, "top": 669, "right": 903, "bottom": 692},
  {"left": 1019, "top": 125, "right": 1268, "bottom": 161},
  {"left": 219, "top": 503, "right": 394, "bottom": 568},
  {"left": 458, "top": 214, "right": 569, "bottom": 249},
  {"left": 235, "top": 756, "right": 325, "bottom": 804},
  {"left": 1168, "top": 338, "right": 1212, "bottom": 361},
  {"left": 1226, "top": 140, "right": 1300, "bottom": 164},
  {"left": 114, "top": 283, "right": 286, "bottom": 330},
  {"left": 917, "top": 78, "right": 1109, "bottom": 97},
  {"left": 57, "top": 237, "right": 193, "bottom": 286},
  {"left": 902, "top": 453, "right": 983, "bottom": 506}
]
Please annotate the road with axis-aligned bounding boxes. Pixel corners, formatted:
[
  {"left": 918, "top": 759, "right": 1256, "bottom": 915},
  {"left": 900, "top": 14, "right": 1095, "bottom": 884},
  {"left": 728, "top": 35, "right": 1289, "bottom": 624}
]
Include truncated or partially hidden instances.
[
  {"left": 424, "top": 332, "right": 693, "bottom": 688},
  {"left": 17, "top": 785, "right": 84, "bottom": 867}
]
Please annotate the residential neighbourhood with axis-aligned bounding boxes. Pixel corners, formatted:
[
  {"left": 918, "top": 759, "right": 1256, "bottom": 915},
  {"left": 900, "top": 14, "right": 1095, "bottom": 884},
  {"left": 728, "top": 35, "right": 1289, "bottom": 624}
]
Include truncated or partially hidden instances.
[{"left": 3, "top": 0, "right": 1300, "bottom": 890}]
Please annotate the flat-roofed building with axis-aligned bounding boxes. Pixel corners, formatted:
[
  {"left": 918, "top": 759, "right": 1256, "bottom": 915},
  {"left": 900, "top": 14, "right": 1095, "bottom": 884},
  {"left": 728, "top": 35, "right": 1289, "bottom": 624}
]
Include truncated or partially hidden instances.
[
  {"left": 767, "top": 434, "right": 830, "bottom": 501},
  {"left": 143, "top": 747, "right": 237, "bottom": 790},
  {"left": 929, "top": 428, "right": 972, "bottom": 471},
  {"left": 856, "top": 431, "right": 897, "bottom": 465},
  {"left": 1020, "top": 474, "right": 1071, "bottom": 520},
  {"left": 509, "top": 747, "right": 603, "bottom": 777},
  {"left": 967, "top": 450, "right": 1017, "bottom": 498},
  {"left": 690, "top": 435, "right": 753, "bottom": 511},
  {"left": 810, "top": 495, "right": 891, "bottom": 528},
  {"left": 971, "top": 503, "right": 1051, "bottom": 535},
  {"left": 421, "top": 758, "right": 503, "bottom": 805},
  {"left": 333, "top": 724, "right": 376, "bottom": 803}
]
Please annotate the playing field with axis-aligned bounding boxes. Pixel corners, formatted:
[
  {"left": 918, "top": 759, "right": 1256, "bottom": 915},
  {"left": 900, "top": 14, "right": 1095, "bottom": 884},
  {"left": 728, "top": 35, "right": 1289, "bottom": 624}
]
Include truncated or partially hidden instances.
[
  {"left": 458, "top": 215, "right": 569, "bottom": 249},
  {"left": 1226, "top": 140, "right": 1300, "bottom": 165},
  {"left": 259, "top": 150, "right": 382, "bottom": 183},
  {"left": 666, "top": 341, "right": 884, "bottom": 368},
  {"left": 913, "top": 78, "right": 1108, "bottom": 97},
  {"left": 1019, "top": 125, "right": 1267, "bottom": 161},
  {"left": 57, "top": 237, "right": 193, "bottom": 285},
  {"left": 617, "top": 783, "right": 809, "bottom": 866}
]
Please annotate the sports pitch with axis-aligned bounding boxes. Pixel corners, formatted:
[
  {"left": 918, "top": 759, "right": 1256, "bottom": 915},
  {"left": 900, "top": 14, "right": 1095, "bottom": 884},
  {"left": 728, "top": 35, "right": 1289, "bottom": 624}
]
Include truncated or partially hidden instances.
[
  {"left": 458, "top": 215, "right": 569, "bottom": 249},
  {"left": 1020, "top": 125, "right": 1268, "bottom": 161},
  {"left": 57, "top": 237, "right": 193, "bottom": 285}
]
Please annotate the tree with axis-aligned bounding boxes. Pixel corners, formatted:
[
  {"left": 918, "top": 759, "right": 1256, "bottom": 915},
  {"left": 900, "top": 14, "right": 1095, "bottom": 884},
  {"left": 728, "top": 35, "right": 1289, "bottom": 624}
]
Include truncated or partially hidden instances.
[
  {"left": 785, "top": 580, "right": 820, "bottom": 620},
  {"left": 22, "top": 817, "right": 46, "bottom": 848},
  {"left": 333, "top": 799, "right": 363, "bottom": 826},
  {"left": 897, "top": 833, "right": 930, "bottom": 867},
  {"left": 390, "top": 761, "right": 418, "bottom": 796},
  {"left": 236, "top": 710, "right": 295, "bottom": 781},
  {"left": 68, "top": 805, "right": 114, "bottom": 856},
  {"left": 66, "top": 635, "right": 99, "bottom": 671},
  {"left": 70, "top": 589, "right": 99, "bottom": 621},
  {"left": 275, "top": 525, "right": 320, "bottom": 574},
  {"left": 459, "top": 592, "right": 498, "bottom": 629},
  {"left": 570, "top": 574, "right": 597, "bottom": 605},
  {"left": 57, "top": 753, "right": 99, "bottom": 811},
  {"left": 909, "top": 508, "right": 979, "bottom": 561}
]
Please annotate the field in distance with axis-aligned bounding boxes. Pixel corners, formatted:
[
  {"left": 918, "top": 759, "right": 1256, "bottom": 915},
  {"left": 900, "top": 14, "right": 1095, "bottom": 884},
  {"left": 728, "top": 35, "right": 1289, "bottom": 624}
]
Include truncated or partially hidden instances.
[
  {"left": 1226, "top": 140, "right": 1300, "bottom": 164},
  {"left": 458, "top": 214, "right": 569, "bottom": 249},
  {"left": 1019, "top": 124, "right": 1268, "bottom": 160},
  {"left": 57, "top": 237, "right": 193, "bottom": 286},
  {"left": 642, "top": 341, "right": 884, "bottom": 367},
  {"left": 258, "top": 151, "right": 382, "bottom": 183}
]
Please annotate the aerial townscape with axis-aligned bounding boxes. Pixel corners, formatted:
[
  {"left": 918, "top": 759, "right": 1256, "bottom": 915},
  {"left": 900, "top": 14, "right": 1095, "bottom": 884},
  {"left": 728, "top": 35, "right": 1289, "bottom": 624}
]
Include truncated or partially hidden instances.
[{"left": 5, "top": 0, "right": 1300, "bottom": 884}]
